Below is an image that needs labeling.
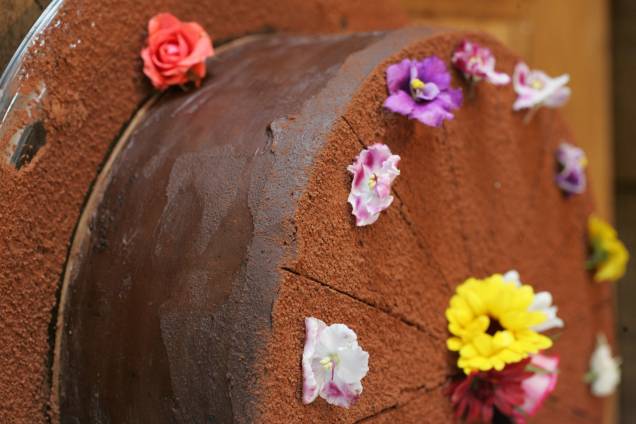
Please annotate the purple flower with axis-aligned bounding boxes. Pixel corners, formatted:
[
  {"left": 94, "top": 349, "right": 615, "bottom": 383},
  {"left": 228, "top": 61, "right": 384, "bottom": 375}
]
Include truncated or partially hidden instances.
[
  {"left": 451, "top": 39, "right": 510, "bottom": 85},
  {"left": 383, "top": 56, "right": 463, "bottom": 127},
  {"left": 347, "top": 143, "right": 400, "bottom": 226},
  {"left": 555, "top": 142, "right": 587, "bottom": 194}
]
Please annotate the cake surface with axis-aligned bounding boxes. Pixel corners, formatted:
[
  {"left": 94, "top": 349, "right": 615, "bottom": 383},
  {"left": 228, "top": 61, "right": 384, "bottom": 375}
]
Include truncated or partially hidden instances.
[
  {"left": 51, "top": 28, "right": 614, "bottom": 423},
  {"left": 0, "top": 1, "right": 406, "bottom": 422}
]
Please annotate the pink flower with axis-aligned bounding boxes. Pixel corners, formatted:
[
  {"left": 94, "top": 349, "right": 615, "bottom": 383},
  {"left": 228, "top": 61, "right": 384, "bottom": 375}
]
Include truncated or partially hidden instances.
[
  {"left": 347, "top": 144, "right": 400, "bottom": 226},
  {"left": 451, "top": 40, "right": 510, "bottom": 85},
  {"left": 302, "top": 317, "right": 369, "bottom": 408},
  {"left": 141, "top": 13, "right": 214, "bottom": 91},
  {"left": 449, "top": 354, "right": 559, "bottom": 423},
  {"left": 450, "top": 359, "right": 531, "bottom": 423},
  {"left": 520, "top": 354, "right": 559, "bottom": 419},
  {"left": 512, "top": 62, "right": 570, "bottom": 111}
]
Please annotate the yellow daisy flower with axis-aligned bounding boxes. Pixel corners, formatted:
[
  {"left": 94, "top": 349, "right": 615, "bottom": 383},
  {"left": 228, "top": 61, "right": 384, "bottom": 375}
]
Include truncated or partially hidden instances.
[
  {"left": 446, "top": 274, "right": 552, "bottom": 374},
  {"left": 587, "top": 215, "right": 629, "bottom": 283}
]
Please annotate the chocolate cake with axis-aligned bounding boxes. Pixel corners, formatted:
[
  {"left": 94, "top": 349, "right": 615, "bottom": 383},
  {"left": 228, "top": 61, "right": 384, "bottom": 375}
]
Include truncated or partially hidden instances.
[
  {"left": 0, "top": 2, "right": 407, "bottom": 422},
  {"left": 48, "top": 28, "right": 615, "bottom": 423}
]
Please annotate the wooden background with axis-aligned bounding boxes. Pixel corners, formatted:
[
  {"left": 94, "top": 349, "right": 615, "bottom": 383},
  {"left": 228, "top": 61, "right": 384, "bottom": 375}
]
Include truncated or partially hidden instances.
[{"left": 1, "top": 0, "right": 630, "bottom": 423}]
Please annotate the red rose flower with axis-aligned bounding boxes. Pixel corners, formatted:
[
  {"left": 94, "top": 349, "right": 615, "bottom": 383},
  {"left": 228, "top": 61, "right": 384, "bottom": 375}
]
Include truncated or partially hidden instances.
[{"left": 141, "top": 13, "right": 214, "bottom": 90}]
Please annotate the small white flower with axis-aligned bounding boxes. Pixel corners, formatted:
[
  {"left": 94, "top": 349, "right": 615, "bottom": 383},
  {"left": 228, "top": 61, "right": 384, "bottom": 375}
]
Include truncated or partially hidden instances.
[
  {"left": 512, "top": 62, "right": 570, "bottom": 111},
  {"left": 587, "top": 333, "right": 621, "bottom": 397},
  {"left": 302, "top": 317, "right": 369, "bottom": 408},
  {"left": 502, "top": 270, "right": 564, "bottom": 332}
]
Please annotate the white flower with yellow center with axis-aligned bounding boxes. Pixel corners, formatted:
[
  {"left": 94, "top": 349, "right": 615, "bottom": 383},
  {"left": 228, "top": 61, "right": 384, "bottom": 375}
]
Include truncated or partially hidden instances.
[
  {"left": 302, "top": 317, "right": 369, "bottom": 408},
  {"left": 512, "top": 62, "right": 570, "bottom": 111}
]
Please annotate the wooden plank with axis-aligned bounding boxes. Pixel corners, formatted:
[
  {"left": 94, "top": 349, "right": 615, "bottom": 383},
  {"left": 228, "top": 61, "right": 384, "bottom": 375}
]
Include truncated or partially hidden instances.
[
  {"left": 401, "top": 0, "right": 532, "bottom": 19},
  {"left": 613, "top": 0, "right": 636, "bottom": 183},
  {"left": 527, "top": 0, "right": 613, "bottom": 220},
  {"left": 408, "top": 16, "right": 532, "bottom": 58}
]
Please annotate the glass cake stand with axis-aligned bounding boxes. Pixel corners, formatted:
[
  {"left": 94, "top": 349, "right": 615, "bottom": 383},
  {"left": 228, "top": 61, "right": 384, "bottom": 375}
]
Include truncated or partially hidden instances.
[{"left": 0, "top": 0, "right": 63, "bottom": 169}]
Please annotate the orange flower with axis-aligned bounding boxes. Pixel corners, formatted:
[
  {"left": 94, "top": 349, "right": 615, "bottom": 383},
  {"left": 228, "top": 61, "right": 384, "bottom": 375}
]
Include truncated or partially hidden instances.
[{"left": 141, "top": 13, "right": 214, "bottom": 90}]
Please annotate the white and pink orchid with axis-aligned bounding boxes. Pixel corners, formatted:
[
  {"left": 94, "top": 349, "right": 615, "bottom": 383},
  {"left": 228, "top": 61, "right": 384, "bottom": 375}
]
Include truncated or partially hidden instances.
[
  {"left": 347, "top": 143, "right": 400, "bottom": 226},
  {"left": 512, "top": 62, "right": 570, "bottom": 112},
  {"left": 521, "top": 354, "right": 560, "bottom": 419},
  {"left": 451, "top": 40, "right": 510, "bottom": 85},
  {"left": 302, "top": 317, "right": 369, "bottom": 408},
  {"left": 503, "top": 270, "right": 565, "bottom": 333},
  {"left": 587, "top": 333, "right": 621, "bottom": 397}
]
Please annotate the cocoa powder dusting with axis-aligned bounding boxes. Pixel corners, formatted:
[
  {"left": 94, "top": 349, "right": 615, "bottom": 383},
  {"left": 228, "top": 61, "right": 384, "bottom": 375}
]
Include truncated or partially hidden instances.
[
  {"left": 0, "top": 1, "right": 405, "bottom": 423},
  {"left": 0, "top": 1, "right": 613, "bottom": 422},
  {"left": 261, "top": 32, "right": 613, "bottom": 422}
]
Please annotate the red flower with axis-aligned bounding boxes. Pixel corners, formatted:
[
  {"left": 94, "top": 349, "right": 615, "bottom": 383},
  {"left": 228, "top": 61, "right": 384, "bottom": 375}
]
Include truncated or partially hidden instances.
[
  {"left": 141, "top": 13, "right": 214, "bottom": 90},
  {"left": 450, "top": 359, "right": 532, "bottom": 423}
]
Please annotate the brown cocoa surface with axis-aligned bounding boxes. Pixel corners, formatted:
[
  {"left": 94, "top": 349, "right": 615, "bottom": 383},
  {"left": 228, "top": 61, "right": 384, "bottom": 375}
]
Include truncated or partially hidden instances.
[
  {"left": 0, "top": 1, "right": 406, "bottom": 423},
  {"left": 54, "top": 32, "right": 393, "bottom": 423},
  {"left": 261, "top": 31, "right": 614, "bottom": 422},
  {"left": 55, "top": 27, "right": 468, "bottom": 423},
  {"left": 0, "top": 1, "right": 615, "bottom": 423},
  {"left": 42, "top": 26, "right": 609, "bottom": 423}
]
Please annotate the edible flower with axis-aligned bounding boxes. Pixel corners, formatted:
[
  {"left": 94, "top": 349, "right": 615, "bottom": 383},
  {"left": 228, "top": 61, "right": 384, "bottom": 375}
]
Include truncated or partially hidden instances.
[
  {"left": 521, "top": 354, "right": 560, "bottom": 418},
  {"left": 446, "top": 273, "right": 553, "bottom": 374},
  {"left": 512, "top": 62, "right": 570, "bottom": 115},
  {"left": 450, "top": 353, "right": 559, "bottom": 424},
  {"left": 302, "top": 317, "right": 369, "bottom": 408},
  {"left": 451, "top": 39, "right": 510, "bottom": 85},
  {"left": 555, "top": 142, "right": 587, "bottom": 195},
  {"left": 141, "top": 13, "right": 214, "bottom": 90},
  {"left": 450, "top": 358, "right": 531, "bottom": 424},
  {"left": 502, "top": 270, "right": 564, "bottom": 333},
  {"left": 587, "top": 215, "right": 629, "bottom": 283},
  {"left": 586, "top": 333, "right": 621, "bottom": 397},
  {"left": 347, "top": 143, "right": 400, "bottom": 226},
  {"left": 384, "top": 56, "right": 463, "bottom": 127}
]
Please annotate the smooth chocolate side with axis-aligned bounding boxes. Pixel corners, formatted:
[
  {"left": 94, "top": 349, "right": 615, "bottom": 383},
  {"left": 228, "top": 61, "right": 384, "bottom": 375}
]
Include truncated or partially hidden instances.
[
  {"left": 55, "top": 32, "right": 392, "bottom": 423},
  {"left": 0, "top": 1, "right": 408, "bottom": 422}
]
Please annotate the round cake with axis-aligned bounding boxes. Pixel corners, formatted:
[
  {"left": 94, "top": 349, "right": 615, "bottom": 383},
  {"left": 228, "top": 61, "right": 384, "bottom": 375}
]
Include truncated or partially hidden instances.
[{"left": 49, "top": 28, "right": 615, "bottom": 423}]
